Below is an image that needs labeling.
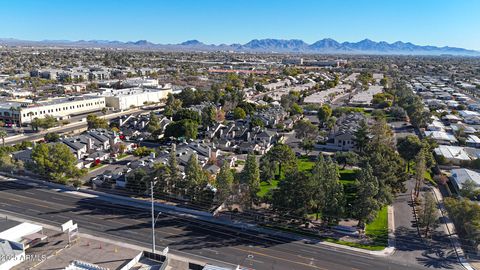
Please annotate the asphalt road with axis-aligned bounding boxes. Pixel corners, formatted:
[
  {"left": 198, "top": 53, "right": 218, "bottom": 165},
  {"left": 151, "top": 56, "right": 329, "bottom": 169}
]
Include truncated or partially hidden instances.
[{"left": 0, "top": 179, "right": 460, "bottom": 270}]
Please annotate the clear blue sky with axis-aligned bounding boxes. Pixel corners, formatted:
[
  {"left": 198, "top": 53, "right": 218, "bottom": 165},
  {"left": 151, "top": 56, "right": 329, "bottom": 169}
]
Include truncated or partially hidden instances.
[{"left": 1, "top": 0, "right": 479, "bottom": 50}]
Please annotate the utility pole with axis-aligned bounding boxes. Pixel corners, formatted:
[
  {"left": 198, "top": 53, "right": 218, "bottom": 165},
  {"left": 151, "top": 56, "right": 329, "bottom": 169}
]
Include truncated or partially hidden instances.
[{"left": 151, "top": 180, "right": 156, "bottom": 254}]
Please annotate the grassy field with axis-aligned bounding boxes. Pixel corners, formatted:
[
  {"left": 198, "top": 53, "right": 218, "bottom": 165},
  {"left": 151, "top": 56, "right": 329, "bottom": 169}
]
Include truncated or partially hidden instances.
[
  {"left": 262, "top": 223, "right": 386, "bottom": 251},
  {"left": 365, "top": 206, "right": 389, "bottom": 246},
  {"left": 297, "top": 157, "right": 315, "bottom": 172},
  {"left": 257, "top": 157, "right": 315, "bottom": 198},
  {"left": 258, "top": 180, "right": 279, "bottom": 197}
]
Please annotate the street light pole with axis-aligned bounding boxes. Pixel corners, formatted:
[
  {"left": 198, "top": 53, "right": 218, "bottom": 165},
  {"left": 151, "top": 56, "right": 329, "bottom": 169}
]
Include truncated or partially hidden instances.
[{"left": 151, "top": 179, "right": 156, "bottom": 254}]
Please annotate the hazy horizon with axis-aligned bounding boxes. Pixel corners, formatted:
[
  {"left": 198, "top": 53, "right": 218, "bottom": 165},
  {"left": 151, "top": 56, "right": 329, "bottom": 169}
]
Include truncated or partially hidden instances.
[{"left": 1, "top": 0, "right": 479, "bottom": 50}]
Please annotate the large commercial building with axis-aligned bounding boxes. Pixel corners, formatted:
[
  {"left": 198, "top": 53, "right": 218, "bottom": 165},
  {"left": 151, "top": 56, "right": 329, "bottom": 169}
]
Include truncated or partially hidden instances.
[
  {"left": 101, "top": 86, "right": 172, "bottom": 110},
  {"left": 0, "top": 95, "right": 106, "bottom": 125}
]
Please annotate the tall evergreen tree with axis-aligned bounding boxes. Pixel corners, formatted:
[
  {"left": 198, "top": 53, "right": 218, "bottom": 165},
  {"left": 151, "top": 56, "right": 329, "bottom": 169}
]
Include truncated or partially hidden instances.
[
  {"left": 185, "top": 153, "right": 208, "bottom": 202},
  {"left": 352, "top": 164, "right": 381, "bottom": 228},
  {"left": 322, "top": 157, "right": 345, "bottom": 224},
  {"left": 168, "top": 146, "right": 182, "bottom": 195},
  {"left": 241, "top": 154, "right": 260, "bottom": 207},
  {"left": 272, "top": 171, "right": 314, "bottom": 219},
  {"left": 216, "top": 163, "right": 234, "bottom": 203},
  {"left": 310, "top": 156, "right": 345, "bottom": 223},
  {"left": 418, "top": 192, "right": 438, "bottom": 238},
  {"left": 353, "top": 119, "right": 369, "bottom": 153},
  {"left": 147, "top": 111, "right": 160, "bottom": 133},
  {"left": 414, "top": 150, "right": 426, "bottom": 198}
]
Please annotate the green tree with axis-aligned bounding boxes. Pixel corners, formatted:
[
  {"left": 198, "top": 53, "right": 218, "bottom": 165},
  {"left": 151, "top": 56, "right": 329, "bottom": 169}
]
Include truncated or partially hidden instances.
[
  {"left": 87, "top": 114, "right": 108, "bottom": 129},
  {"left": 272, "top": 171, "right": 314, "bottom": 220},
  {"left": 150, "top": 163, "right": 170, "bottom": 195},
  {"left": 0, "top": 129, "right": 7, "bottom": 146},
  {"left": 164, "top": 120, "right": 198, "bottom": 139},
  {"left": 301, "top": 139, "right": 315, "bottom": 155},
  {"left": 445, "top": 198, "right": 480, "bottom": 251},
  {"left": 317, "top": 104, "right": 332, "bottom": 125},
  {"left": 202, "top": 105, "right": 217, "bottom": 126},
  {"left": 460, "top": 179, "right": 480, "bottom": 200},
  {"left": 326, "top": 116, "right": 337, "bottom": 130},
  {"left": 216, "top": 163, "right": 234, "bottom": 203},
  {"left": 31, "top": 143, "right": 85, "bottom": 183},
  {"left": 310, "top": 156, "right": 345, "bottom": 223},
  {"left": 240, "top": 154, "right": 260, "bottom": 207},
  {"left": 233, "top": 107, "right": 247, "bottom": 120},
  {"left": 352, "top": 164, "right": 381, "bottom": 228},
  {"left": 414, "top": 151, "right": 426, "bottom": 198},
  {"left": 334, "top": 151, "right": 359, "bottom": 169},
  {"left": 259, "top": 155, "right": 275, "bottom": 183},
  {"left": 397, "top": 135, "right": 423, "bottom": 172},
  {"left": 261, "top": 144, "right": 297, "bottom": 179},
  {"left": 164, "top": 93, "right": 182, "bottom": 117},
  {"left": 366, "top": 141, "right": 406, "bottom": 195},
  {"left": 44, "top": 132, "right": 60, "bottom": 142},
  {"left": 294, "top": 120, "right": 318, "bottom": 141},
  {"left": 250, "top": 117, "right": 264, "bottom": 128},
  {"left": 173, "top": 108, "right": 201, "bottom": 123},
  {"left": 185, "top": 153, "right": 208, "bottom": 202},
  {"left": 167, "top": 147, "right": 182, "bottom": 195},
  {"left": 353, "top": 120, "right": 369, "bottom": 153},
  {"left": 418, "top": 192, "right": 439, "bottom": 238},
  {"left": 126, "top": 168, "right": 148, "bottom": 193},
  {"left": 147, "top": 112, "right": 160, "bottom": 133},
  {"left": 290, "top": 103, "right": 303, "bottom": 115},
  {"left": 133, "top": 146, "right": 154, "bottom": 157}
]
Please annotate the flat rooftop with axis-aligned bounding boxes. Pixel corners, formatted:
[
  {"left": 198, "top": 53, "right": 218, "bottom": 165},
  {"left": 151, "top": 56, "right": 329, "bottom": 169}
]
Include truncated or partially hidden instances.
[
  {"left": 0, "top": 95, "right": 103, "bottom": 109},
  {"left": 101, "top": 87, "right": 170, "bottom": 97},
  {"left": 14, "top": 229, "right": 141, "bottom": 270}
]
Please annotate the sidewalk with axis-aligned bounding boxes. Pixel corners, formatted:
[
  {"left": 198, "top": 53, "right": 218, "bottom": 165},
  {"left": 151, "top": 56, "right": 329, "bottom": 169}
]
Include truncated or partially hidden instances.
[
  {"left": 2, "top": 174, "right": 396, "bottom": 257},
  {"left": 428, "top": 185, "right": 475, "bottom": 270}
]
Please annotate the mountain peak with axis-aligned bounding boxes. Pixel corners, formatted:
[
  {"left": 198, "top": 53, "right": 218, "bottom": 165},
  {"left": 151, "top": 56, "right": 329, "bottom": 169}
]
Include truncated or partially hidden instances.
[
  {"left": 180, "top": 40, "right": 203, "bottom": 46},
  {"left": 127, "top": 40, "right": 152, "bottom": 45}
]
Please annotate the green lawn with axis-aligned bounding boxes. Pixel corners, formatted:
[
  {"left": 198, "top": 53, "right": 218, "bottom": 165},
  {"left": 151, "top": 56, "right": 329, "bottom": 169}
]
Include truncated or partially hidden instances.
[
  {"left": 365, "top": 206, "right": 388, "bottom": 246},
  {"left": 88, "top": 163, "right": 105, "bottom": 171},
  {"left": 297, "top": 157, "right": 315, "bottom": 172},
  {"left": 325, "top": 238, "right": 385, "bottom": 251},
  {"left": 257, "top": 179, "right": 279, "bottom": 198},
  {"left": 262, "top": 223, "right": 386, "bottom": 251},
  {"left": 117, "top": 153, "right": 130, "bottom": 160},
  {"left": 424, "top": 170, "right": 436, "bottom": 186}
]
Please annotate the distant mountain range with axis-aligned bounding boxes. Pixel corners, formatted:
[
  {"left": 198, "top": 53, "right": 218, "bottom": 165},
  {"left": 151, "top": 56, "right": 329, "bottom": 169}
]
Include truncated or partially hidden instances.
[{"left": 0, "top": 37, "right": 478, "bottom": 56}]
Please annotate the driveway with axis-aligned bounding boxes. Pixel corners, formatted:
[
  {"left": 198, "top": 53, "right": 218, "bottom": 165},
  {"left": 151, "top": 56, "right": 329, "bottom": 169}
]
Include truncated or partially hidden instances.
[{"left": 82, "top": 155, "right": 139, "bottom": 182}]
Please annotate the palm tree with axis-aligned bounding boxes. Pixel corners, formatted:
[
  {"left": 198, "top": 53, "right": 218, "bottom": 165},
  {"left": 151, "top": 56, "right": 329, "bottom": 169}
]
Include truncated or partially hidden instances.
[{"left": 0, "top": 129, "right": 7, "bottom": 146}]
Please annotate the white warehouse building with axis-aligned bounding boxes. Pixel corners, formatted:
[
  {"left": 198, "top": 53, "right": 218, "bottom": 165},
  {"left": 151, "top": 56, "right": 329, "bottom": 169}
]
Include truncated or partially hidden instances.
[
  {"left": 101, "top": 87, "right": 172, "bottom": 110},
  {"left": 0, "top": 95, "right": 106, "bottom": 125}
]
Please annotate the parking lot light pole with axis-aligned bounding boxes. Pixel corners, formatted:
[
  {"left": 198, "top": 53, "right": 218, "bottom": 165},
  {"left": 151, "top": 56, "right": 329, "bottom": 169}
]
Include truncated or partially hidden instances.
[{"left": 151, "top": 177, "right": 158, "bottom": 253}]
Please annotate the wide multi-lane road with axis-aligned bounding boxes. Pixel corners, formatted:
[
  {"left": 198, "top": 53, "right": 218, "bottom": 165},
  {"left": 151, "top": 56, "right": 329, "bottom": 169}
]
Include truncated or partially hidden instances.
[{"left": 0, "top": 179, "right": 459, "bottom": 270}]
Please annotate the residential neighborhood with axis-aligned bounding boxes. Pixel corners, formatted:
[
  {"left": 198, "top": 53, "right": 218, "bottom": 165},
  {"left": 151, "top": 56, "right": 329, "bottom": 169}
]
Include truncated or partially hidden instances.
[{"left": 1, "top": 1, "right": 480, "bottom": 270}]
